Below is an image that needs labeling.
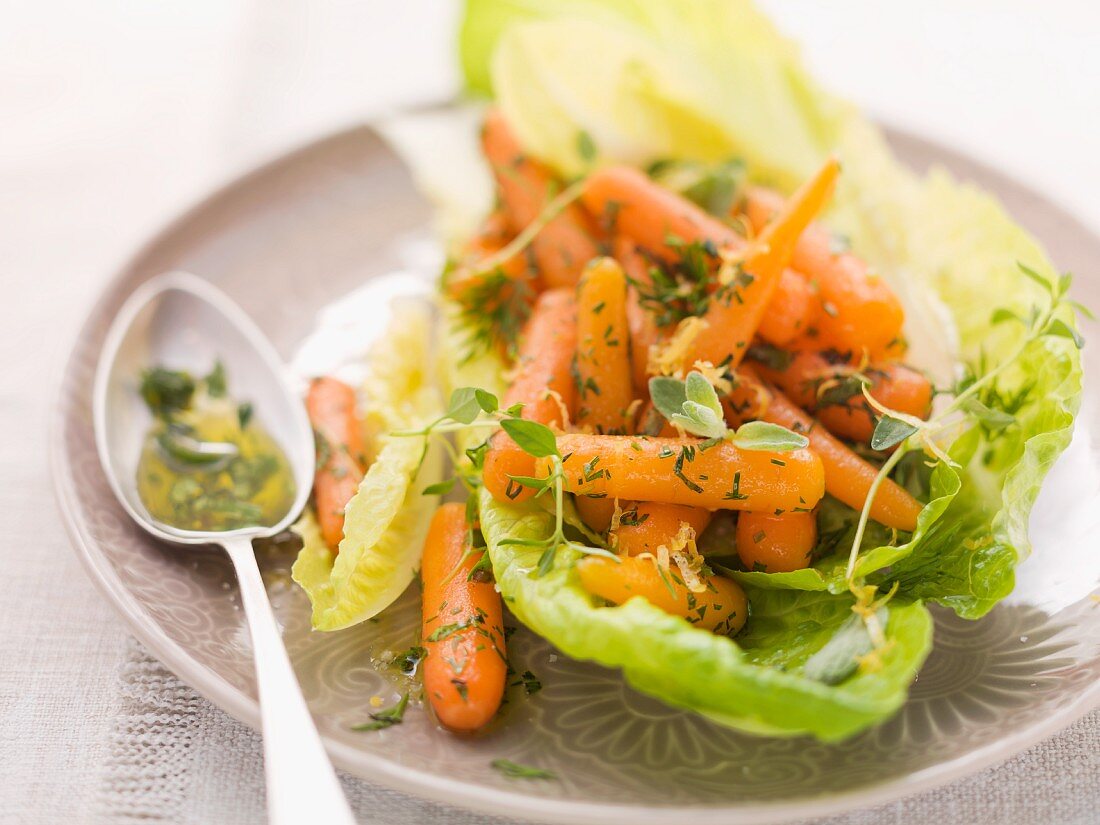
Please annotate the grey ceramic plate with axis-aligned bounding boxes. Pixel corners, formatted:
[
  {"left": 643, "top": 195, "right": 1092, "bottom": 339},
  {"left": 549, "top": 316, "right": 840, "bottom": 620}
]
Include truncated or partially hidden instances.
[{"left": 52, "top": 118, "right": 1100, "bottom": 824}]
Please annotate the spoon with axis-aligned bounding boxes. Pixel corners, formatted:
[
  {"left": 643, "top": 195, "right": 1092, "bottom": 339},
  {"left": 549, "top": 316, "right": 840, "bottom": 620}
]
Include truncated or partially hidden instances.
[{"left": 93, "top": 271, "right": 356, "bottom": 825}]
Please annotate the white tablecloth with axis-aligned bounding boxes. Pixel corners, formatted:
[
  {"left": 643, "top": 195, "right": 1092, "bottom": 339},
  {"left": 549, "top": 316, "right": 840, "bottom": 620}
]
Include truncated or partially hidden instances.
[{"left": 3, "top": 2, "right": 1098, "bottom": 822}]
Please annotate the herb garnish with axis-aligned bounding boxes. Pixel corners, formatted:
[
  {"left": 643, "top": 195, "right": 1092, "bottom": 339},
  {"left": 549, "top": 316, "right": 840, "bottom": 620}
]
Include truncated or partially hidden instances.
[
  {"left": 649, "top": 371, "right": 808, "bottom": 450},
  {"left": 490, "top": 759, "right": 556, "bottom": 780},
  {"left": 352, "top": 693, "right": 409, "bottom": 731}
]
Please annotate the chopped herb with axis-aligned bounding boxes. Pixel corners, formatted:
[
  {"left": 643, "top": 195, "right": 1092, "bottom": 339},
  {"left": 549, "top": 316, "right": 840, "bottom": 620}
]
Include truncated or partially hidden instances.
[
  {"left": 393, "top": 646, "right": 427, "bottom": 677},
  {"left": 427, "top": 620, "right": 471, "bottom": 642},
  {"left": 451, "top": 679, "right": 469, "bottom": 702},
  {"left": 352, "top": 693, "right": 410, "bottom": 731},
  {"left": 512, "top": 670, "right": 542, "bottom": 695},
  {"left": 204, "top": 361, "right": 227, "bottom": 397},
  {"left": 490, "top": 759, "right": 556, "bottom": 780},
  {"left": 140, "top": 367, "right": 195, "bottom": 415}
]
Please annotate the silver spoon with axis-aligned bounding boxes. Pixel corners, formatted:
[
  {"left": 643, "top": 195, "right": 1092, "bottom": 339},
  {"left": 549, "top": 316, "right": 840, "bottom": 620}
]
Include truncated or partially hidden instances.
[{"left": 93, "top": 271, "right": 356, "bottom": 825}]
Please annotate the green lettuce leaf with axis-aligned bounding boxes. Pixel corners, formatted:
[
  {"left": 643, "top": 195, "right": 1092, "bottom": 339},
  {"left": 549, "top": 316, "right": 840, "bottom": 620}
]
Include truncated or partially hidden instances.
[
  {"left": 479, "top": 487, "right": 932, "bottom": 741},
  {"left": 292, "top": 303, "right": 443, "bottom": 630},
  {"left": 458, "top": 0, "right": 1083, "bottom": 618}
]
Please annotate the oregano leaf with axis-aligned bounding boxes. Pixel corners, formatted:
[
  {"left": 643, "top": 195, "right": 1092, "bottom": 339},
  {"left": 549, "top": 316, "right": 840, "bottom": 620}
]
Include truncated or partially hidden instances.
[
  {"left": 500, "top": 418, "right": 559, "bottom": 458},
  {"left": 731, "top": 420, "right": 808, "bottom": 451},
  {"left": 871, "top": 415, "right": 919, "bottom": 451}
]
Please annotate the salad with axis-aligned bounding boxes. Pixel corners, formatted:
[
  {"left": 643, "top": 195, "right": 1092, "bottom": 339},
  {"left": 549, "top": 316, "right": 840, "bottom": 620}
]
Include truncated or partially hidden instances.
[{"left": 292, "top": 0, "right": 1083, "bottom": 742}]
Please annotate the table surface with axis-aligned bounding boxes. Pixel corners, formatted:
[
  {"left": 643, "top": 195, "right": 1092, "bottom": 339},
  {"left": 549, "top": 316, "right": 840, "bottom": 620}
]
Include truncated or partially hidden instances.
[{"left": 3, "top": 2, "right": 1098, "bottom": 823}]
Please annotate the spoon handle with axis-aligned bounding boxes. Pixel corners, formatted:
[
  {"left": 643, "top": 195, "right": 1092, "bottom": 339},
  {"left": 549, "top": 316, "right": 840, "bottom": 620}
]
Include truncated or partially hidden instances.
[{"left": 222, "top": 537, "right": 356, "bottom": 825}]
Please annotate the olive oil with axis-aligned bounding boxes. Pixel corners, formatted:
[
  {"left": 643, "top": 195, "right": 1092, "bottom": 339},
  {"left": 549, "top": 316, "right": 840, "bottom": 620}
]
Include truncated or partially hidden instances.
[{"left": 136, "top": 364, "right": 296, "bottom": 532}]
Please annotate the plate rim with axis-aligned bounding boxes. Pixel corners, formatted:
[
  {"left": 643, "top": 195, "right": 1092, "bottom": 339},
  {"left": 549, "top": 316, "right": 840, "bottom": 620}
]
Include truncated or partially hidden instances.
[{"left": 50, "top": 114, "right": 1100, "bottom": 825}]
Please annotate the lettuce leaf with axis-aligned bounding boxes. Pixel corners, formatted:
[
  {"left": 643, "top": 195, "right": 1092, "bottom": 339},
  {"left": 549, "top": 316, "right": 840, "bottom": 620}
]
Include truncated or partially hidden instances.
[
  {"left": 458, "top": 0, "right": 1083, "bottom": 618},
  {"left": 479, "top": 487, "right": 933, "bottom": 741},
  {"left": 292, "top": 303, "right": 443, "bottom": 630}
]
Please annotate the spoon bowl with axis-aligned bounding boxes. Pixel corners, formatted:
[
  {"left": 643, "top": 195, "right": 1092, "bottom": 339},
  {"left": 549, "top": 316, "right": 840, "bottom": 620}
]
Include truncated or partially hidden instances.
[
  {"left": 92, "top": 271, "right": 355, "bottom": 825},
  {"left": 94, "top": 271, "right": 314, "bottom": 544}
]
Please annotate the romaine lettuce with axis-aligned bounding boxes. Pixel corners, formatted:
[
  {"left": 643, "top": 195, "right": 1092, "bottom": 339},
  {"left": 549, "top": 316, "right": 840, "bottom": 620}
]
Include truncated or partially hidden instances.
[
  {"left": 292, "top": 303, "right": 443, "bottom": 630},
  {"left": 479, "top": 487, "right": 933, "bottom": 740}
]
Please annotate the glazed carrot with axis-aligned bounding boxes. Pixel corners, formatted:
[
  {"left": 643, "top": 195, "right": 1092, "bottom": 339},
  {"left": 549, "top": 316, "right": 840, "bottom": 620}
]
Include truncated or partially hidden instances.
[
  {"left": 483, "top": 289, "right": 577, "bottom": 504},
  {"left": 615, "top": 237, "right": 661, "bottom": 392},
  {"left": 421, "top": 504, "right": 506, "bottom": 733},
  {"left": 750, "top": 350, "right": 933, "bottom": 444},
  {"left": 584, "top": 167, "right": 829, "bottom": 352},
  {"left": 613, "top": 502, "right": 712, "bottom": 556},
  {"left": 306, "top": 377, "right": 365, "bottom": 549},
  {"left": 482, "top": 109, "right": 600, "bottom": 288},
  {"left": 576, "top": 555, "right": 747, "bottom": 634},
  {"left": 444, "top": 210, "right": 535, "bottom": 301},
  {"left": 583, "top": 166, "right": 741, "bottom": 258},
  {"left": 744, "top": 186, "right": 905, "bottom": 356},
  {"left": 542, "top": 434, "right": 825, "bottom": 512},
  {"left": 686, "top": 158, "right": 840, "bottom": 371},
  {"left": 726, "top": 368, "right": 923, "bottom": 531},
  {"left": 575, "top": 258, "right": 634, "bottom": 435},
  {"left": 757, "top": 268, "right": 819, "bottom": 346},
  {"left": 575, "top": 495, "right": 617, "bottom": 534},
  {"left": 736, "top": 511, "right": 817, "bottom": 573}
]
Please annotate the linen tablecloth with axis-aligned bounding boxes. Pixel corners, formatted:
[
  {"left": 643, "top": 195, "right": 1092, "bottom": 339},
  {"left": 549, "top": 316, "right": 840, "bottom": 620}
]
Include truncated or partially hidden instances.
[{"left": 3, "top": 2, "right": 1098, "bottom": 822}]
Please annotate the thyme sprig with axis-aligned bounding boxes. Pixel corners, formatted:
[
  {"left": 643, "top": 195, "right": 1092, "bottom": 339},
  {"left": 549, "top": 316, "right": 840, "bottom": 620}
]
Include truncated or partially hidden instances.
[{"left": 392, "top": 386, "right": 612, "bottom": 577}]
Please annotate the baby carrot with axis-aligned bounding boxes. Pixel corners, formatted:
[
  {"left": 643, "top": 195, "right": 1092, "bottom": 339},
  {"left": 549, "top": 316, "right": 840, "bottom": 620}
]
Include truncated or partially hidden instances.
[
  {"left": 615, "top": 237, "right": 661, "bottom": 393},
  {"left": 613, "top": 502, "right": 712, "bottom": 556},
  {"left": 576, "top": 555, "right": 747, "bottom": 634},
  {"left": 483, "top": 289, "right": 577, "bottom": 504},
  {"left": 575, "top": 258, "right": 634, "bottom": 434},
  {"left": 421, "top": 503, "right": 506, "bottom": 733},
  {"left": 306, "top": 377, "right": 365, "bottom": 549},
  {"left": 685, "top": 158, "right": 840, "bottom": 371},
  {"left": 736, "top": 511, "right": 817, "bottom": 573},
  {"left": 544, "top": 434, "right": 825, "bottom": 512},
  {"left": 744, "top": 186, "right": 905, "bottom": 356},
  {"left": 583, "top": 167, "right": 826, "bottom": 351},
  {"left": 575, "top": 496, "right": 617, "bottom": 534},
  {"left": 443, "top": 209, "right": 536, "bottom": 301},
  {"left": 750, "top": 350, "right": 932, "bottom": 445},
  {"left": 757, "top": 268, "right": 819, "bottom": 346},
  {"left": 482, "top": 109, "right": 600, "bottom": 288},
  {"left": 726, "top": 368, "right": 923, "bottom": 531},
  {"left": 583, "top": 166, "right": 741, "bottom": 258}
]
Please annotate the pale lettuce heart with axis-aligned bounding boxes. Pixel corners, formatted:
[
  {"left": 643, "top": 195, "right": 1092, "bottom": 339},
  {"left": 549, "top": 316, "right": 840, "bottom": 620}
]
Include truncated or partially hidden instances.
[{"left": 292, "top": 303, "right": 443, "bottom": 630}]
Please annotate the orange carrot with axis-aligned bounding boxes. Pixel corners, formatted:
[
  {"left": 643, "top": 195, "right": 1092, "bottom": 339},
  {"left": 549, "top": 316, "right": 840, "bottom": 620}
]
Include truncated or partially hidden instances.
[
  {"left": 483, "top": 289, "right": 577, "bottom": 504},
  {"left": 757, "top": 268, "right": 819, "bottom": 346},
  {"left": 583, "top": 166, "right": 741, "bottom": 258},
  {"left": 543, "top": 434, "right": 825, "bottom": 512},
  {"left": 613, "top": 502, "right": 712, "bottom": 556},
  {"left": 744, "top": 186, "right": 905, "bottom": 356},
  {"left": 750, "top": 349, "right": 933, "bottom": 445},
  {"left": 575, "top": 495, "right": 617, "bottom": 534},
  {"left": 685, "top": 158, "right": 840, "bottom": 371},
  {"left": 306, "top": 377, "right": 366, "bottom": 549},
  {"left": 736, "top": 511, "right": 817, "bottom": 573},
  {"left": 726, "top": 368, "right": 923, "bottom": 531},
  {"left": 482, "top": 109, "right": 600, "bottom": 288},
  {"left": 421, "top": 503, "right": 506, "bottom": 733},
  {"left": 615, "top": 236, "right": 661, "bottom": 393},
  {"left": 444, "top": 209, "right": 536, "bottom": 301},
  {"left": 576, "top": 555, "right": 747, "bottom": 634},
  {"left": 584, "top": 167, "right": 828, "bottom": 353},
  {"left": 575, "top": 257, "right": 634, "bottom": 435}
]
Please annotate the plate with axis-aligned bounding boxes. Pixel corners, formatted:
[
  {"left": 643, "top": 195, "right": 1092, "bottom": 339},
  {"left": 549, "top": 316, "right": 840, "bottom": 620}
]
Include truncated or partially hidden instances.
[{"left": 52, "top": 116, "right": 1100, "bottom": 824}]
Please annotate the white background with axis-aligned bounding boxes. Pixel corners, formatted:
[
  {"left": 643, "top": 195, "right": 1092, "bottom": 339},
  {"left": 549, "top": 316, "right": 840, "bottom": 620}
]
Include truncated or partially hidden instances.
[{"left": 1, "top": 1, "right": 1098, "bottom": 820}]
